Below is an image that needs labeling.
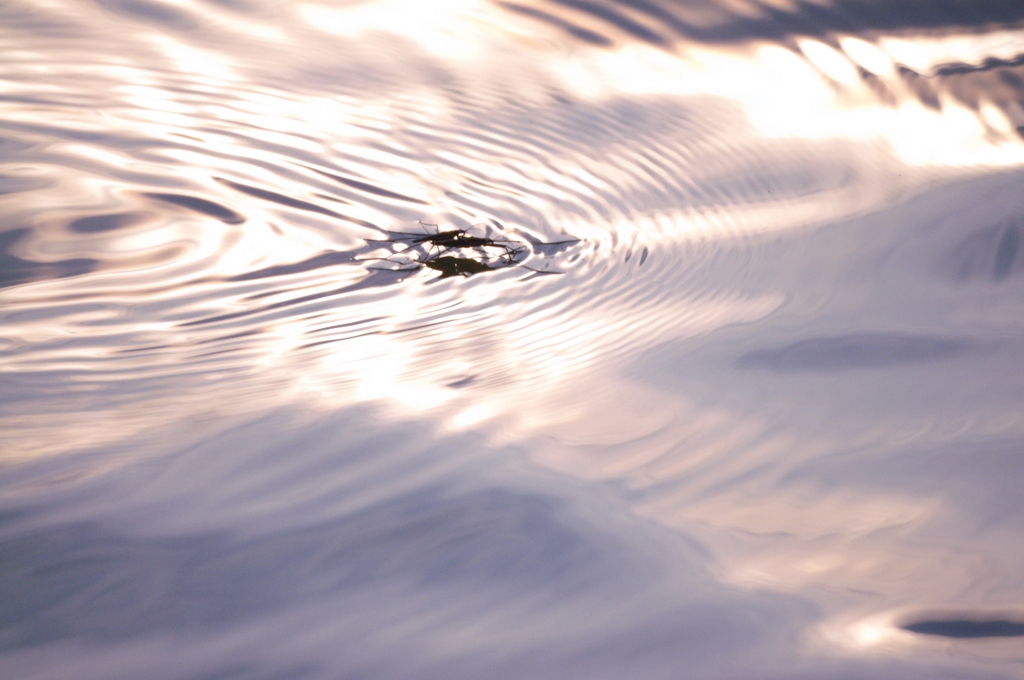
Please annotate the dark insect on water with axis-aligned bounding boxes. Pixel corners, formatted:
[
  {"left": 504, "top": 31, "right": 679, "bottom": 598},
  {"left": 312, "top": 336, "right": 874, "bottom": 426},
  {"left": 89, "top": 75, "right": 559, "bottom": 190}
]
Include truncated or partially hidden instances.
[
  {"left": 365, "top": 246, "right": 520, "bottom": 279},
  {"left": 403, "top": 228, "right": 494, "bottom": 249},
  {"left": 375, "top": 222, "right": 526, "bottom": 260},
  {"left": 364, "top": 221, "right": 578, "bottom": 278}
]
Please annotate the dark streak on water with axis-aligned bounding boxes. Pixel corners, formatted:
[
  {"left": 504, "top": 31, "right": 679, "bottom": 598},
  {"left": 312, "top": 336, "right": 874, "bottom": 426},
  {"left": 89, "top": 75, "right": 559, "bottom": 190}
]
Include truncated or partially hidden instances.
[
  {"left": 0, "top": 228, "right": 100, "bottom": 289},
  {"left": 67, "top": 212, "right": 149, "bottom": 234},
  {"left": 304, "top": 165, "right": 431, "bottom": 206},
  {"left": 500, "top": 0, "right": 1024, "bottom": 46},
  {"left": 902, "top": 618, "right": 1024, "bottom": 639},
  {"left": 144, "top": 193, "right": 246, "bottom": 225},
  {"left": 993, "top": 224, "right": 1020, "bottom": 281}
]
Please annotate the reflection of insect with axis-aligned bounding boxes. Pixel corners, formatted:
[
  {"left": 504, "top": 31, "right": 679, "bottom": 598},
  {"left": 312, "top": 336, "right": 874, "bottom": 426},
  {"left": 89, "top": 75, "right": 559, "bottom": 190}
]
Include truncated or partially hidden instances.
[
  {"left": 365, "top": 250, "right": 518, "bottom": 279},
  {"left": 425, "top": 256, "right": 503, "bottom": 279}
]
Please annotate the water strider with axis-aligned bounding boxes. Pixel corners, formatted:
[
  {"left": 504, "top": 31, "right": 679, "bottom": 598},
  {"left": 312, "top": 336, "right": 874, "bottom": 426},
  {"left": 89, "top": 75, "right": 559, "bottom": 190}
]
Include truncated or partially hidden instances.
[{"left": 366, "top": 221, "right": 578, "bottom": 277}]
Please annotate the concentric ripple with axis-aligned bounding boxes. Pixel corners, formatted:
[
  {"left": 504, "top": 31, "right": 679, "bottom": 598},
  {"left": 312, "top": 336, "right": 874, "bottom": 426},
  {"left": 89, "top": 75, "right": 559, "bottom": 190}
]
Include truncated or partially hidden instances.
[{"left": 1, "top": 0, "right": 924, "bottom": 455}]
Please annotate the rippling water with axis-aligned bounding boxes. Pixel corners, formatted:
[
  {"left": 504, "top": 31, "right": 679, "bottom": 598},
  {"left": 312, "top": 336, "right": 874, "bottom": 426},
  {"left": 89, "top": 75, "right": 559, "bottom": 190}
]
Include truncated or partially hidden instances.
[{"left": 3, "top": 1, "right": 1024, "bottom": 678}]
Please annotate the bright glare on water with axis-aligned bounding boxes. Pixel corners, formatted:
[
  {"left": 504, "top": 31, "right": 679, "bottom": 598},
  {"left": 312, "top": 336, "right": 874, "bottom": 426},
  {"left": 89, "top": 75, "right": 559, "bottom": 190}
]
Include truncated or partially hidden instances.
[{"left": 2, "top": 1, "right": 1024, "bottom": 678}]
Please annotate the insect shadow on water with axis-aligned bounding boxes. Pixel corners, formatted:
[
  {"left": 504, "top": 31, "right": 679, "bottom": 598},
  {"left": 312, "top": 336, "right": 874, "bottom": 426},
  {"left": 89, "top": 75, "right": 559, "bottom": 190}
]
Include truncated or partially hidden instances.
[{"left": 361, "top": 221, "right": 577, "bottom": 278}]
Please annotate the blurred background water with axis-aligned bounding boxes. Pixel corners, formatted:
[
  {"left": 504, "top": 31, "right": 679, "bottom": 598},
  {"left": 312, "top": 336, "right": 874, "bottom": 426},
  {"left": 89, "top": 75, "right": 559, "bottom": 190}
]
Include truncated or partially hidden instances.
[{"left": 2, "top": 1, "right": 1024, "bottom": 678}]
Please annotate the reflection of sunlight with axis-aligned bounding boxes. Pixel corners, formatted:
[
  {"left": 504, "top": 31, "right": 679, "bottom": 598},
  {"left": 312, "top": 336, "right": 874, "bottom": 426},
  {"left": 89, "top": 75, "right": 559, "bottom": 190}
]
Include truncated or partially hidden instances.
[
  {"left": 341, "top": 335, "right": 448, "bottom": 409},
  {"left": 798, "top": 39, "right": 859, "bottom": 86},
  {"left": 821, "top": 613, "right": 911, "bottom": 653},
  {"left": 299, "top": 0, "right": 492, "bottom": 61},
  {"left": 119, "top": 85, "right": 195, "bottom": 115},
  {"left": 571, "top": 41, "right": 1024, "bottom": 169},
  {"left": 8, "top": 2, "right": 1024, "bottom": 470},
  {"left": 152, "top": 34, "right": 239, "bottom": 84},
  {"left": 851, "top": 621, "right": 890, "bottom": 646},
  {"left": 300, "top": 0, "right": 1024, "bottom": 174},
  {"left": 838, "top": 37, "right": 896, "bottom": 77}
]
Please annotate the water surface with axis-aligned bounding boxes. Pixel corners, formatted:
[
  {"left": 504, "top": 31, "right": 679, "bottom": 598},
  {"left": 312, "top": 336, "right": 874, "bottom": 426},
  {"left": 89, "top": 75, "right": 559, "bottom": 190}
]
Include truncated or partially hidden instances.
[{"left": 2, "top": 1, "right": 1024, "bottom": 678}]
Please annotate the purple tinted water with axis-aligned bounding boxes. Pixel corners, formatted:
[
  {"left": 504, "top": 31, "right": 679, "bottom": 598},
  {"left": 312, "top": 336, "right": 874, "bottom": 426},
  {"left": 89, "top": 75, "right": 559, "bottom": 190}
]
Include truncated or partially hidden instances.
[{"left": 2, "top": 1, "right": 1024, "bottom": 678}]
